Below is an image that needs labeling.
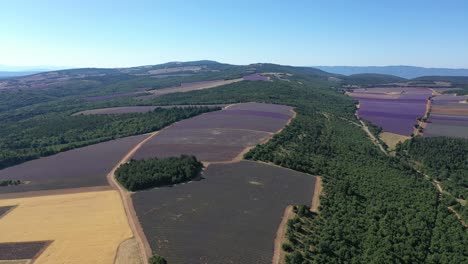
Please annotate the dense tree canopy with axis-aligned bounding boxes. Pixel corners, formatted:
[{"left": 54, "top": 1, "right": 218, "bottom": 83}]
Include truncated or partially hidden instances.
[{"left": 115, "top": 155, "right": 203, "bottom": 191}]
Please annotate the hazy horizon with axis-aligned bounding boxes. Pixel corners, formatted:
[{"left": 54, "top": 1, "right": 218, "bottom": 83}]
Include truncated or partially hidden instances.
[{"left": 1, "top": 0, "right": 468, "bottom": 68}]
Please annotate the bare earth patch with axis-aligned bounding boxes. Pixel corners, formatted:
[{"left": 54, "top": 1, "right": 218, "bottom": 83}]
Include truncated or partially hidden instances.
[
  {"left": 379, "top": 132, "right": 410, "bottom": 150},
  {"left": 272, "top": 205, "right": 295, "bottom": 264},
  {"left": 0, "top": 190, "right": 132, "bottom": 264},
  {"left": 115, "top": 238, "right": 143, "bottom": 264}
]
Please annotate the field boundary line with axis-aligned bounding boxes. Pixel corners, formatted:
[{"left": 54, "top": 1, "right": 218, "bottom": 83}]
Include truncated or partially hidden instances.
[
  {"left": 311, "top": 176, "right": 323, "bottom": 213},
  {"left": 272, "top": 205, "right": 294, "bottom": 264},
  {"left": 107, "top": 131, "right": 161, "bottom": 264},
  {"left": 0, "top": 185, "right": 112, "bottom": 199}
]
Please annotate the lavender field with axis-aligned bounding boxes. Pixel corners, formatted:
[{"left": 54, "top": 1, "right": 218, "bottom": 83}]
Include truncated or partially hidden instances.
[
  {"left": 350, "top": 88, "right": 431, "bottom": 135},
  {"left": 132, "top": 103, "right": 294, "bottom": 162}
]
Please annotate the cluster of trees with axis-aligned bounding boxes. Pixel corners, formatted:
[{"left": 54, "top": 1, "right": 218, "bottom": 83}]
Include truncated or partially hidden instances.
[
  {"left": 149, "top": 255, "right": 167, "bottom": 264},
  {"left": 115, "top": 155, "right": 203, "bottom": 191},
  {"left": 148, "top": 78, "right": 468, "bottom": 263},
  {"left": 0, "top": 107, "right": 217, "bottom": 169}
]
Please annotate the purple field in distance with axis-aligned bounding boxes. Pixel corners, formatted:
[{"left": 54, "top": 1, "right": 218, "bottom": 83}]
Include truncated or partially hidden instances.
[
  {"left": 132, "top": 103, "right": 294, "bottom": 162},
  {"left": 133, "top": 161, "right": 315, "bottom": 264},
  {"left": 351, "top": 88, "right": 430, "bottom": 135}
]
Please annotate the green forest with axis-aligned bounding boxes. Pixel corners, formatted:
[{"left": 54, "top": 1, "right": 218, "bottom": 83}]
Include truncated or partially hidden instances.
[
  {"left": 397, "top": 137, "right": 468, "bottom": 221},
  {"left": 115, "top": 155, "right": 203, "bottom": 191}
]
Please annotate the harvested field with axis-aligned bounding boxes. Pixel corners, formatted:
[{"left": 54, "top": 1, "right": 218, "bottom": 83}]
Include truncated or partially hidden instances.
[
  {"left": 132, "top": 103, "right": 294, "bottom": 162},
  {"left": 72, "top": 104, "right": 228, "bottom": 115},
  {"left": 379, "top": 132, "right": 410, "bottom": 150},
  {"left": 0, "top": 241, "right": 50, "bottom": 260},
  {"left": 0, "top": 134, "right": 147, "bottom": 194},
  {"left": 133, "top": 161, "right": 315, "bottom": 264},
  {"left": 0, "top": 190, "right": 132, "bottom": 264}
]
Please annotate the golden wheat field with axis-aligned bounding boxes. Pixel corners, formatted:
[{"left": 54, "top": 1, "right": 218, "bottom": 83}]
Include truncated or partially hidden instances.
[{"left": 0, "top": 190, "right": 132, "bottom": 264}]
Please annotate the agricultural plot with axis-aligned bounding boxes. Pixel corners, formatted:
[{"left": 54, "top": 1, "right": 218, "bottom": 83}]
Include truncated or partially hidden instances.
[
  {"left": 349, "top": 87, "right": 431, "bottom": 135},
  {"left": 132, "top": 103, "right": 294, "bottom": 162},
  {"left": 0, "top": 190, "right": 132, "bottom": 264},
  {"left": 72, "top": 104, "right": 228, "bottom": 115},
  {"left": 0, "top": 134, "right": 147, "bottom": 194},
  {"left": 133, "top": 161, "right": 315, "bottom": 264},
  {"left": 424, "top": 94, "right": 468, "bottom": 139}
]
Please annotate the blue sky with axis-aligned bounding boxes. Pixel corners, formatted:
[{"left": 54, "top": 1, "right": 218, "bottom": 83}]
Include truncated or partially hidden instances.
[{"left": 1, "top": 0, "right": 467, "bottom": 68}]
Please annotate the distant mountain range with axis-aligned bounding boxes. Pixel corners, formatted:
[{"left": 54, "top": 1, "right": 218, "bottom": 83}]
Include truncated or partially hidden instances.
[
  {"left": 0, "top": 65, "right": 71, "bottom": 78},
  {"left": 313, "top": 66, "right": 468, "bottom": 79}
]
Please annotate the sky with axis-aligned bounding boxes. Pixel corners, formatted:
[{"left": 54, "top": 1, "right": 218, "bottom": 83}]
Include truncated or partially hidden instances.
[{"left": 1, "top": 0, "right": 468, "bottom": 69}]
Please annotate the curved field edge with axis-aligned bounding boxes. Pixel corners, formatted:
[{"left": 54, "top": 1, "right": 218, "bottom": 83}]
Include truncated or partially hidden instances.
[{"left": 145, "top": 79, "right": 467, "bottom": 262}]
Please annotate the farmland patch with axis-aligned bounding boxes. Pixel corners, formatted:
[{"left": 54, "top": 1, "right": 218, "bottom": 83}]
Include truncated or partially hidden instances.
[
  {"left": 0, "top": 190, "right": 132, "bottom": 264},
  {"left": 350, "top": 88, "right": 431, "bottom": 135},
  {"left": 132, "top": 103, "right": 294, "bottom": 162},
  {"left": 0, "top": 134, "right": 147, "bottom": 194},
  {"left": 72, "top": 104, "right": 228, "bottom": 115},
  {"left": 133, "top": 161, "right": 315, "bottom": 264}
]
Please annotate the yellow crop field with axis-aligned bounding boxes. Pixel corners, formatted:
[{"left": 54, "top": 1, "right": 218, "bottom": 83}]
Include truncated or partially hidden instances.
[{"left": 0, "top": 190, "right": 133, "bottom": 264}]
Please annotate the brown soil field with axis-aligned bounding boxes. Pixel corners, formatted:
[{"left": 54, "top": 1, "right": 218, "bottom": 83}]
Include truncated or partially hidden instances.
[
  {"left": 72, "top": 104, "right": 228, "bottom": 115},
  {"left": 1, "top": 258, "right": 30, "bottom": 263},
  {"left": 0, "top": 134, "right": 147, "bottom": 194},
  {"left": 0, "top": 190, "right": 132, "bottom": 264},
  {"left": 0, "top": 241, "right": 50, "bottom": 260},
  {"left": 132, "top": 161, "right": 315, "bottom": 264},
  {"left": 379, "top": 132, "right": 410, "bottom": 150},
  {"left": 311, "top": 176, "right": 323, "bottom": 213}
]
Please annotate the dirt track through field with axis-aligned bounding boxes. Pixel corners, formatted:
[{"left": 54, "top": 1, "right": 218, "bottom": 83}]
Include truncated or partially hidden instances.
[
  {"left": 106, "top": 132, "right": 160, "bottom": 264},
  {"left": 311, "top": 176, "right": 323, "bottom": 213},
  {"left": 358, "top": 119, "right": 388, "bottom": 155},
  {"left": 272, "top": 205, "right": 294, "bottom": 264}
]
